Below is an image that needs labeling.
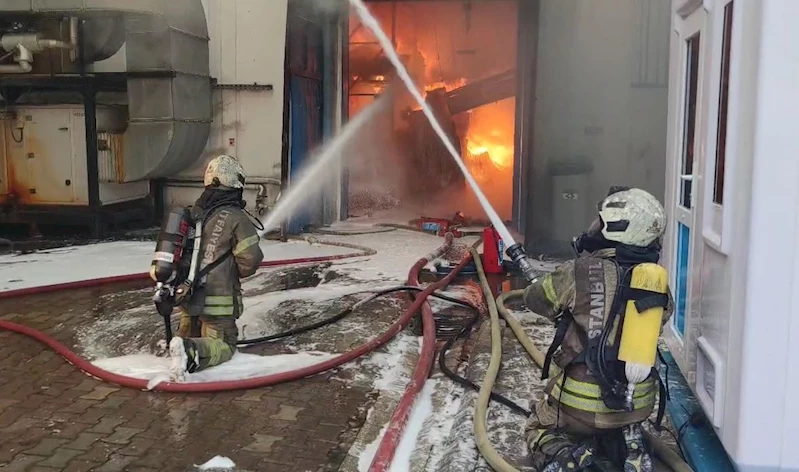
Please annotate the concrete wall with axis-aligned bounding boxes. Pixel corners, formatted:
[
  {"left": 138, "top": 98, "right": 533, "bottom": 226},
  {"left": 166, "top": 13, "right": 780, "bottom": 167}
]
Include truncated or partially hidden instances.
[
  {"left": 528, "top": 0, "right": 670, "bottom": 254},
  {"left": 164, "top": 0, "right": 288, "bottom": 211}
]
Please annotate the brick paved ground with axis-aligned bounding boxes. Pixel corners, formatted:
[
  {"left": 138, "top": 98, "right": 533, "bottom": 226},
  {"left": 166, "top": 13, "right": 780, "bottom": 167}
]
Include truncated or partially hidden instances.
[{"left": 0, "top": 270, "right": 397, "bottom": 472}]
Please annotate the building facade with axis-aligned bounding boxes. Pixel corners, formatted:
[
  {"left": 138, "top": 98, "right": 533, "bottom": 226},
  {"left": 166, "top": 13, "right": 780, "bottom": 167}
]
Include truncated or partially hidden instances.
[{"left": 663, "top": 0, "right": 799, "bottom": 470}]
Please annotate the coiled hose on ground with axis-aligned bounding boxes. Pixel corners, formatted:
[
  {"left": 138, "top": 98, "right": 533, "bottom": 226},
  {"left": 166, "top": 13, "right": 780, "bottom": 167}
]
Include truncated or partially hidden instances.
[
  {"left": 0, "top": 237, "right": 468, "bottom": 394},
  {"left": 495, "top": 290, "right": 693, "bottom": 472}
]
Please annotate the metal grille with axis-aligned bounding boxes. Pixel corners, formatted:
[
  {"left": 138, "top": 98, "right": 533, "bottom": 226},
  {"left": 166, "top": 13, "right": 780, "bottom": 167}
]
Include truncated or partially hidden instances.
[{"left": 97, "top": 132, "right": 125, "bottom": 183}]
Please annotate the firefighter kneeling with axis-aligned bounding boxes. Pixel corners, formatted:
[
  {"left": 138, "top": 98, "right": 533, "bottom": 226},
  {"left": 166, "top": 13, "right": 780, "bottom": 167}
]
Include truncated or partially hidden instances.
[
  {"left": 524, "top": 188, "right": 673, "bottom": 472},
  {"left": 168, "top": 155, "right": 265, "bottom": 381}
]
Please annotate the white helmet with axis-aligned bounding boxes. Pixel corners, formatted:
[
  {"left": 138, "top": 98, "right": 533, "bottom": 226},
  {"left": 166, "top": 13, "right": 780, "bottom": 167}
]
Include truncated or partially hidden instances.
[
  {"left": 204, "top": 155, "right": 246, "bottom": 189},
  {"left": 598, "top": 188, "right": 666, "bottom": 247}
]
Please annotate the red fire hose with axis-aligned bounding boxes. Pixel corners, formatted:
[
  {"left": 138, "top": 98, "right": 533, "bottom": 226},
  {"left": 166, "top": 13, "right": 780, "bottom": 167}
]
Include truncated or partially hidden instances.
[
  {"left": 368, "top": 239, "right": 464, "bottom": 471},
  {"left": 0, "top": 239, "right": 376, "bottom": 301},
  {"left": 0, "top": 237, "right": 466, "bottom": 394}
]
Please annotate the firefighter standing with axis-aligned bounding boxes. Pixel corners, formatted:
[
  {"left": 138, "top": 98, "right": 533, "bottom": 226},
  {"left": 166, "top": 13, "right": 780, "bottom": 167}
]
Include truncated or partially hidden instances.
[
  {"left": 524, "top": 188, "right": 673, "bottom": 472},
  {"left": 169, "top": 155, "right": 264, "bottom": 381}
]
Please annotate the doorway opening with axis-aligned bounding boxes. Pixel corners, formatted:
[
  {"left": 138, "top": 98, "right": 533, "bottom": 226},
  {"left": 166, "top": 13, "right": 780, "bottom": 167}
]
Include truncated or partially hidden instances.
[{"left": 345, "top": 0, "right": 520, "bottom": 227}]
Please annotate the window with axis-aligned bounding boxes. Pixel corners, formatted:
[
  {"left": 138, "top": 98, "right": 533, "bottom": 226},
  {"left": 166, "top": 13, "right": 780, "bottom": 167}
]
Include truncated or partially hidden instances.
[
  {"left": 680, "top": 33, "right": 701, "bottom": 209},
  {"left": 713, "top": 2, "right": 734, "bottom": 205},
  {"left": 674, "top": 222, "right": 691, "bottom": 336}
]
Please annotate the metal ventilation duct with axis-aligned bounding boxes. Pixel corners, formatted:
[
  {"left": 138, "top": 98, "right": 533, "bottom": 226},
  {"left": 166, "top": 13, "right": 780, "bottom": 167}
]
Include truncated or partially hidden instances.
[{"left": 0, "top": 0, "right": 212, "bottom": 181}]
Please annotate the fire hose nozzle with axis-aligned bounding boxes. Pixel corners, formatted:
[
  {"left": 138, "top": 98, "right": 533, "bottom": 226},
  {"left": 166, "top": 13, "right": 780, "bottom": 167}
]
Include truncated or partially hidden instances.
[{"left": 506, "top": 243, "right": 537, "bottom": 282}]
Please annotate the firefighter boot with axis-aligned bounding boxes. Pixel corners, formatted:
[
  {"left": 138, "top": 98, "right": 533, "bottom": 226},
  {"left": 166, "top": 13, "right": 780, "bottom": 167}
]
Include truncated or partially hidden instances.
[
  {"left": 542, "top": 444, "right": 596, "bottom": 472},
  {"left": 168, "top": 337, "right": 199, "bottom": 382},
  {"left": 531, "top": 429, "right": 596, "bottom": 472},
  {"left": 621, "top": 424, "right": 653, "bottom": 472}
]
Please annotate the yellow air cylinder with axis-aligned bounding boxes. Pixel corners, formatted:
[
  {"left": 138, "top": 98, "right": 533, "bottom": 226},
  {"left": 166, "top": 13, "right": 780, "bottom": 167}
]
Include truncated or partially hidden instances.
[{"left": 618, "top": 262, "right": 668, "bottom": 371}]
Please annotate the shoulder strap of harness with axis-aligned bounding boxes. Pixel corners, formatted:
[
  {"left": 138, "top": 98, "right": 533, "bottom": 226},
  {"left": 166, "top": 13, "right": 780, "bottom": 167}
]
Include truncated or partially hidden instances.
[
  {"left": 542, "top": 309, "right": 574, "bottom": 380},
  {"left": 197, "top": 250, "right": 233, "bottom": 279}
]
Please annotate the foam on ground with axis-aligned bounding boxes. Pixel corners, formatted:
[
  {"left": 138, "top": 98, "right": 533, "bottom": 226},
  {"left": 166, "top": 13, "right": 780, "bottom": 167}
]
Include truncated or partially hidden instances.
[
  {"left": 0, "top": 239, "right": 358, "bottom": 292},
  {"left": 92, "top": 351, "right": 337, "bottom": 390},
  {"left": 194, "top": 455, "right": 236, "bottom": 470}
]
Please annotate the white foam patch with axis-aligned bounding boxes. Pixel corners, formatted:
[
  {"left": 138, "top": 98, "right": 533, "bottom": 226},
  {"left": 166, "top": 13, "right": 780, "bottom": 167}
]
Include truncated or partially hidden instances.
[
  {"left": 318, "top": 230, "right": 478, "bottom": 282},
  {"left": 0, "top": 239, "right": 362, "bottom": 292},
  {"left": 0, "top": 242, "right": 153, "bottom": 291},
  {"left": 356, "top": 380, "right": 438, "bottom": 472},
  {"left": 419, "top": 385, "right": 464, "bottom": 472},
  {"left": 194, "top": 455, "right": 236, "bottom": 470},
  {"left": 389, "top": 379, "right": 437, "bottom": 472},
  {"left": 357, "top": 423, "right": 387, "bottom": 472},
  {"left": 260, "top": 239, "right": 356, "bottom": 260},
  {"left": 92, "top": 351, "right": 337, "bottom": 389},
  {"left": 370, "top": 334, "right": 420, "bottom": 394}
]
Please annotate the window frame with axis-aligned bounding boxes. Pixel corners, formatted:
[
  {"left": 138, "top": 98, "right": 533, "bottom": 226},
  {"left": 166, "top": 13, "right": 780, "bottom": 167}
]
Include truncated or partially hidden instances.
[
  {"left": 701, "top": 0, "right": 740, "bottom": 254},
  {"left": 666, "top": 1, "right": 707, "bottom": 347},
  {"left": 677, "top": 32, "right": 702, "bottom": 213}
]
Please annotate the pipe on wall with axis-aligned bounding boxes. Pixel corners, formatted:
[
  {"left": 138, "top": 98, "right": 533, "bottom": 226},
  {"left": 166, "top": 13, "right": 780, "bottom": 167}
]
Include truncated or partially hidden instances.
[
  {"left": 0, "top": 18, "right": 78, "bottom": 74},
  {"left": 0, "top": 1, "right": 213, "bottom": 183},
  {"left": 0, "top": 45, "right": 32, "bottom": 74},
  {"left": 163, "top": 179, "right": 278, "bottom": 216}
]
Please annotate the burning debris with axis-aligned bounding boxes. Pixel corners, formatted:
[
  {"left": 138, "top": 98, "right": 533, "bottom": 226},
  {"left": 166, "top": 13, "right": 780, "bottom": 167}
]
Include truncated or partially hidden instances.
[{"left": 346, "top": 1, "right": 518, "bottom": 221}]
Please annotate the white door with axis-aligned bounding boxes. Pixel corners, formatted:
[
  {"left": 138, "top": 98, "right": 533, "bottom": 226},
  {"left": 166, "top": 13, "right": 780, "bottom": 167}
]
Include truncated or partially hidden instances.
[{"left": 671, "top": 8, "right": 705, "bottom": 339}]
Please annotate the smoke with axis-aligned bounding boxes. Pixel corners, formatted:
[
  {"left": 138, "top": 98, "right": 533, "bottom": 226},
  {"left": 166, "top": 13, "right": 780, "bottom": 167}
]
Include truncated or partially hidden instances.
[
  {"left": 342, "top": 86, "right": 407, "bottom": 217},
  {"left": 306, "top": 0, "right": 344, "bottom": 15}
]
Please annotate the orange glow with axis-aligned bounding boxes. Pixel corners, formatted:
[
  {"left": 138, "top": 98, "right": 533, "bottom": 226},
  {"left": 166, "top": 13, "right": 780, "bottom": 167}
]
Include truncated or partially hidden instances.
[
  {"left": 460, "top": 98, "right": 515, "bottom": 219},
  {"left": 424, "top": 78, "right": 467, "bottom": 92},
  {"left": 348, "top": 1, "right": 518, "bottom": 221}
]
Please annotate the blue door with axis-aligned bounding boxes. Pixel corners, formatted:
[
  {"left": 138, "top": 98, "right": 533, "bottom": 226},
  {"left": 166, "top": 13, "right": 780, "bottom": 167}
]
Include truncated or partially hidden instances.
[{"left": 287, "top": 76, "right": 323, "bottom": 234}]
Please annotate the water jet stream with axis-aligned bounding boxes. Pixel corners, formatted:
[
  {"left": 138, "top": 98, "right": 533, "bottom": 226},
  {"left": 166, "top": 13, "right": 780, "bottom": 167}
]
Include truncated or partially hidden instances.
[
  {"left": 348, "top": 0, "right": 517, "bottom": 248},
  {"left": 259, "top": 93, "right": 391, "bottom": 235}
]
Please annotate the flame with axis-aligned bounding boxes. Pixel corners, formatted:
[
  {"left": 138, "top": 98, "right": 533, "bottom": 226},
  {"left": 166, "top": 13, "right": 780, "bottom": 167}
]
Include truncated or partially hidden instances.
[
  {"left": 465, "top": 99, "right": 515, "bottom": 170},
  {"left": 348, "top": 1, "right": 518, "bottom": 220},
  {"left": 424, "top": 78, "right": 467, "bottom": 93},
  {"left": 466, "top": 137, "right": 512, "bottom": 169},
  {"left": 459, "top": 98, "right": 515, "bottom": 219}
]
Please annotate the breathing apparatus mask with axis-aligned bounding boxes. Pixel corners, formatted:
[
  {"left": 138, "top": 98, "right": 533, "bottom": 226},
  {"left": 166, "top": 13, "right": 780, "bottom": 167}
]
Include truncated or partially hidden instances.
[
  {"left": 571, "top": 186, "right": 631, "bottom": 256},
  {"left": 571, "top": 216, "right": 612, "bottom": 255}
]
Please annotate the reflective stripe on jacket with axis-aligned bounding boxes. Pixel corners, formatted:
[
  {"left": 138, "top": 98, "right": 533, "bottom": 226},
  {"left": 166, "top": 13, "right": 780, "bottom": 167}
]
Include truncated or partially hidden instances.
[
  {"left": 183, "top": 206, "right": 264, "bottom": 317},
  {"left": 523, "top": 248, "right": 674, "bottom": 429}
]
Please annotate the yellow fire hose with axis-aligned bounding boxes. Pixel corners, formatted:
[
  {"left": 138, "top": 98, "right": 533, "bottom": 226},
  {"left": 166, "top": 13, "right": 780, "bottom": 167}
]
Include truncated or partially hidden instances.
[
  {"left": 470, "top": 247, "right": 693, "bottom": 472},
  {"left": 471, "top": 248, "right": 520, "bottom": 472}
]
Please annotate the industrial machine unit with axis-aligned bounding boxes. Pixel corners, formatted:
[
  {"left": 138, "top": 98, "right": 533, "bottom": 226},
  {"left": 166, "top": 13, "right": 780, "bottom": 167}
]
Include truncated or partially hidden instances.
[
  {"left": 0, "top": 1, "right": 212, "bottom": 236},
  {"left": 0, "top": 105, "right": 149, "bottom": 224}
]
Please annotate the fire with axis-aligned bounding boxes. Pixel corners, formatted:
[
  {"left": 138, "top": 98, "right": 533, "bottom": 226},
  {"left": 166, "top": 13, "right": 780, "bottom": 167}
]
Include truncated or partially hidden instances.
[
  {"left": 348, "top": 1, "right": 518, "bottom": 221},
  {"left": 424, "top": 78, "right": 467, "bottom": 93},
  {"left": 465, "top": 99, "right": 515, "bottom": 171},
  {"left": 466, "top": 137, "right": 512, "bottom": 169}
]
